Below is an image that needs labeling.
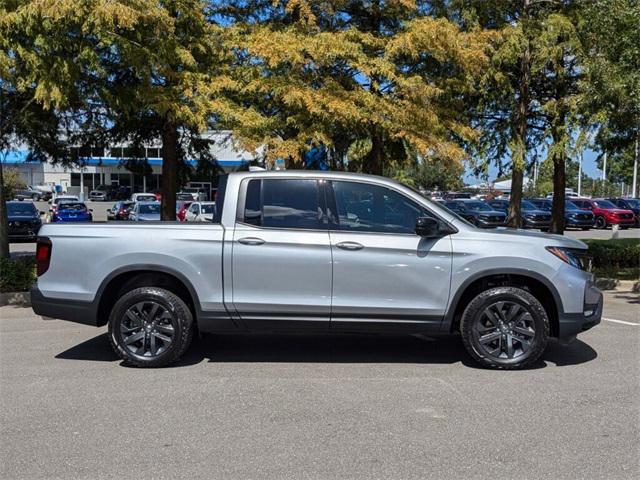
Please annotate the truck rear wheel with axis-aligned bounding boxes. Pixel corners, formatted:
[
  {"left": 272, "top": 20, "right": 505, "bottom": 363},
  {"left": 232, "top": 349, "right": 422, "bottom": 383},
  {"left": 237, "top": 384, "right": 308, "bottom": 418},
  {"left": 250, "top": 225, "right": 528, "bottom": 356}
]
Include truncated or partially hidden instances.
[
  {"left": 108, "top": 287, "right": 194, "bottom": 367},
  {"left": 460, "top": 287, "right": 549, "bottom": 369}
]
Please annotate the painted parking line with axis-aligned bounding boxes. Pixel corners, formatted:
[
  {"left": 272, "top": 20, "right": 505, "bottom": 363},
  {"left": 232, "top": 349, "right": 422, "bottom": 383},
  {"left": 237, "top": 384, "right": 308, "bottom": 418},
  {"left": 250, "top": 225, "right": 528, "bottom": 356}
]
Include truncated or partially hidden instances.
[{"left": 602, "top": 317, "right": 640, "bottom": 326}]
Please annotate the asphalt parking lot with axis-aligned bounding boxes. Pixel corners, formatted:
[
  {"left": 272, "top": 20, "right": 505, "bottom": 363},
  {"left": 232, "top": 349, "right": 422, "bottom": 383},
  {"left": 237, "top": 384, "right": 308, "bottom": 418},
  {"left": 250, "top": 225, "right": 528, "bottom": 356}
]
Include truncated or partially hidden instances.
[{"left": 1, "top": 291, "right": 638, "bottom": 480}]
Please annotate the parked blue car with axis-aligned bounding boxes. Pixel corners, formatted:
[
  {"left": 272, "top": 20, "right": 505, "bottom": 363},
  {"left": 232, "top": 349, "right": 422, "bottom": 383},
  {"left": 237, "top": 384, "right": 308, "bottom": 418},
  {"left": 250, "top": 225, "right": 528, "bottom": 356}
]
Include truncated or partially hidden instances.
[
  {"left": 51, "top": 202, "right": 93, "bottom": 223},
  {"left": 529, "top": 198, "right": 594, "bottom": 230},
  {"left": 487, "top": 199, "right": 552, "bottom": 229}
]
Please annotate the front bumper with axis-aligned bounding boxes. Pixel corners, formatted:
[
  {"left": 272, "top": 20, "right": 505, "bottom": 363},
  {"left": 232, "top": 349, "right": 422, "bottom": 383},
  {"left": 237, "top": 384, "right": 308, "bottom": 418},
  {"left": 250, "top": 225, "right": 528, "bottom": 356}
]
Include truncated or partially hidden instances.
[
  {"left": 557, "top": 279, "right": 603, "bottom": 342},
  {"left": 523, "top": 218, "right": 551, "bottom": 228},
  {"left": 609, "top": 218, "right": 635, "bottom": 226},
  {"left": 566, "top": 217, "right": 594, "bottom": 227}
]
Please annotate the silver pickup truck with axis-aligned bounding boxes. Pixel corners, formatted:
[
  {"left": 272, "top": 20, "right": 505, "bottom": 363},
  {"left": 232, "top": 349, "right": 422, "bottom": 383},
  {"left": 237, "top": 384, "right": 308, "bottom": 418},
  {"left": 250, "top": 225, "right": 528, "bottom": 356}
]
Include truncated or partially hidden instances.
[{"left": 32, "top": 171, "right": 602, "bottom": 369}]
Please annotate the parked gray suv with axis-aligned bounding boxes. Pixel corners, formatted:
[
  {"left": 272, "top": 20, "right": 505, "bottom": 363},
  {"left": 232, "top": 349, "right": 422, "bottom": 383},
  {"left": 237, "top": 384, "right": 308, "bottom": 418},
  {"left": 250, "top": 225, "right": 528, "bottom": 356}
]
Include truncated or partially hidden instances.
[{"left": 31, "top": 171, "right": 602, "bottom": 369}]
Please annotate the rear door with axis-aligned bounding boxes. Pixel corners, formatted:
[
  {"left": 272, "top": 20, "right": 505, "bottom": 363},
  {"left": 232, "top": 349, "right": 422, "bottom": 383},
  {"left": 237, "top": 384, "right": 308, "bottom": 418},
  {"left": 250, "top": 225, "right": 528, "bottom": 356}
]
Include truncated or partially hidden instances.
[
  {"left": 326, "top": 180, "right": 452, "bottom": 332},
  {"left": 231, "top": 178, "right": 332, "bottom": 331}
]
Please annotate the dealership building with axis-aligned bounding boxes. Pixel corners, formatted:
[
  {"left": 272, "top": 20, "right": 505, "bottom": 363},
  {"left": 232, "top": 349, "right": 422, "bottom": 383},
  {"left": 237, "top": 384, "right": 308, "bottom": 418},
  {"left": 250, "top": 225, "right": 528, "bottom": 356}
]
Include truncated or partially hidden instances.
[{"left": 2, "top": 131, "right": 259, "bottom": 199}]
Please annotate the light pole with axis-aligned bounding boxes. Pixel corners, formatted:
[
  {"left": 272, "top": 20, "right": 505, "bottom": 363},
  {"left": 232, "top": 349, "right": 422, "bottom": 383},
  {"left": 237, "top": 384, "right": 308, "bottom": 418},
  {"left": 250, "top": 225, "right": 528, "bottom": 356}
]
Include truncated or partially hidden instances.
[
  {"left": 578, "top": 151, "right": 583, "bottom": 197},
  {"left": 633, "top": 137, "right": 638, "bottom": 198}
]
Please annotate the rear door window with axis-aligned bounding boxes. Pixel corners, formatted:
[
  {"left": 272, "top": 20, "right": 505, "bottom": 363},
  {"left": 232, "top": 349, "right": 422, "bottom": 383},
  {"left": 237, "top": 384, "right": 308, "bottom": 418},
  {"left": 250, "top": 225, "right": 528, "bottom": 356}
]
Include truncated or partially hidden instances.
[{"left": 242, "top": 179, "right": 324, "bottom": 230}]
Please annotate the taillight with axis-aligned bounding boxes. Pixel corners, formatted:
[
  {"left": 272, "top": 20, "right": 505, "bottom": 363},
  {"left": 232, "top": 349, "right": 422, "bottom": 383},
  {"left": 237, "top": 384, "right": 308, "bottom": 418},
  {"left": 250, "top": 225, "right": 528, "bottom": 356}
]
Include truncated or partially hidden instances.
[{"left": 36, "top": 237, "right": 52, "bottom": 276}]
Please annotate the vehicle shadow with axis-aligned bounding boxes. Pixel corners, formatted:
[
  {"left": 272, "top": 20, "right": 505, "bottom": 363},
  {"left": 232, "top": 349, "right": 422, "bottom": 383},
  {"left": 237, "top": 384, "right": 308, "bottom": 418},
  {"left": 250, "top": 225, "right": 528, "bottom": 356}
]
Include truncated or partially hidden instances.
[
  {"left": 610, "top": 290, "right": 640, "bottom": 305},
  {"left": 55, "top": 332, "right": 597, "bottom": 369}
]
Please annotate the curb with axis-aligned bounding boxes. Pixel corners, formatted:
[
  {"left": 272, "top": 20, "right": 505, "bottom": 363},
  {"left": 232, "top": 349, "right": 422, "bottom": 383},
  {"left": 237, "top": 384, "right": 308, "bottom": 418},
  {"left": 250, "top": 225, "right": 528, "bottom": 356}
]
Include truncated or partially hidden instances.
[
  {"left": 0, "top": 291, "right": 31, "bottom": 307},
  {"left": 594, "top": 278, "right": 640, "bottom": 292}
]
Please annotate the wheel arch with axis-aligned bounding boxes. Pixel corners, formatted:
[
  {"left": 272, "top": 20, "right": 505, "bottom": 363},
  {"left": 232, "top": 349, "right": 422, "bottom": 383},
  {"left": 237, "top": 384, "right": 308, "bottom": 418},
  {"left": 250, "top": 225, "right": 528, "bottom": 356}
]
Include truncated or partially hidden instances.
[
  {"left": 95, "top": 265, "right": 200, "bottom": 327},
  {"left": 445, "top": 269, "right": 562, "bottom": 337}
]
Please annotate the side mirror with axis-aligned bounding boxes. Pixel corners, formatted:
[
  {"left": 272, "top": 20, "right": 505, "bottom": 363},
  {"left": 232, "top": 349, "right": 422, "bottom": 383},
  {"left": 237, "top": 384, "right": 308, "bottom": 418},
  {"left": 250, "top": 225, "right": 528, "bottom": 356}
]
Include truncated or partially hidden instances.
[{"left": 415, "top": 217, "right": 440, "bottom": 237}]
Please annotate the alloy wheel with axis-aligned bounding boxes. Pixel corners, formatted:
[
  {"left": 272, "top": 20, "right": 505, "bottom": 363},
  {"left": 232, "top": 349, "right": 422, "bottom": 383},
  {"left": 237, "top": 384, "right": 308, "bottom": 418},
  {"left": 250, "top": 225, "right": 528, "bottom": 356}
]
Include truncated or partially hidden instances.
[
  {"left": 472, "top": 301, "right": 536, "bottom": 360},
  {"left": 119, "top": 301, "right": 176, "bottom": 357}
]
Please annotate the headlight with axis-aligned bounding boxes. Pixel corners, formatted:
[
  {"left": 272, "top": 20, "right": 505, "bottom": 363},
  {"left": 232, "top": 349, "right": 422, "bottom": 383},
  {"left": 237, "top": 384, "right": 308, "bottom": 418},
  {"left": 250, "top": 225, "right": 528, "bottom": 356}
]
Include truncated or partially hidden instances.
[{"left": 546, "top": 246, "right": 592, "bottom": 271}]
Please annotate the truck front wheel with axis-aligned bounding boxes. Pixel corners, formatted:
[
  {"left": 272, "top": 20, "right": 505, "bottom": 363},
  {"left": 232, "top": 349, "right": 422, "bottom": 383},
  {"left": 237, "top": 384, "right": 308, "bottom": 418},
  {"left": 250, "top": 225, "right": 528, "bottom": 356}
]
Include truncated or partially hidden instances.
[
  {"left": 108, "top": 287, "right": 194, "bottom": 367},
  {"left": 460, "top": 287, "right": 549, "bottom": 369}
]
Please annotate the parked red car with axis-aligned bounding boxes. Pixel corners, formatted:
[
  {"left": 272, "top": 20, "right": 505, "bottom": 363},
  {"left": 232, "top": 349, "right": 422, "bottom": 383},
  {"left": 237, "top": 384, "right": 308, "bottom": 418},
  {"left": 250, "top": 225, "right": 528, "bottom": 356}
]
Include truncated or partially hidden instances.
[
  {"left": 572, "top": 198, "right": 635, "bottom": 229},
  {"left": 176, "top": 201, "right": 192, "bottom": 222}
]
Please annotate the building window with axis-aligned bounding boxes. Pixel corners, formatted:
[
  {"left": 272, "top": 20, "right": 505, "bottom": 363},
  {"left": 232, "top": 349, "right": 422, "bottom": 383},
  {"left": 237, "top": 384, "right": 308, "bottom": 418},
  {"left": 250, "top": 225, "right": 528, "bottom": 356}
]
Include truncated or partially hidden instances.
[{"left": 146, "top": 148, "right": 160, "bottom": 158}]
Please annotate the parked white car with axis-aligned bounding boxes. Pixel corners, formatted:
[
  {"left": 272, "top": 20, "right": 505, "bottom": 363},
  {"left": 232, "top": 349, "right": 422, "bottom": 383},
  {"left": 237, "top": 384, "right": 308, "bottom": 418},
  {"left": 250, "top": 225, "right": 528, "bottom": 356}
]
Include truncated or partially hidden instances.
[
  {"left": 184, "top": 201, "right": 216, "bottom": 222},
  {"left": 131, "top": 193, "right": 158, "bottom": 203}
]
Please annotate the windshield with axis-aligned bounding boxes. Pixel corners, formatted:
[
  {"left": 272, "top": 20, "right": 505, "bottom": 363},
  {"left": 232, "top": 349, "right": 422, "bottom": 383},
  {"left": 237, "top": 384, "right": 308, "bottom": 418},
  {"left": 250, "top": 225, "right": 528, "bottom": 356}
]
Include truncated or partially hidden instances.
[
  {"left": 7, "top": 203, "right": 37, "bottom": 216},
  {"left": 58, "top": 203, "right": 87, "bottom": 211},
  {"left": 139, "top": 204, "right": 161, "bottom": 214},
  {"left": 464, "top": 201, "right": 492, "bottom": 211},
  {"left": 521, "top": 201, "right": 537, "bottom": 211},
  {"left": 623, "top": 199, "right": 640, "bottom": 208},
  {"left": 594, "top": 200, "right": 617, "bottom": 209}
]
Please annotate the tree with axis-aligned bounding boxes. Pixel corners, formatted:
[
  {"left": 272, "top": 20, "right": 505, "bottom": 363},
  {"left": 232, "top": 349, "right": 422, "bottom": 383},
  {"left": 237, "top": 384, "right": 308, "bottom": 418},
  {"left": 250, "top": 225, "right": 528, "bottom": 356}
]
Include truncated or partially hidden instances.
[
  {"left": 446, "top": 0, "right": 545, "bottom": 228},
  {"left": 532, "top": 7, "right": 583, "bottom": 234},
  {"left": 212, "top": 0, "right": 494, "bottom": 175},
  {"left": 579, "top": 0, "right": 640, "bottom": 197},
  {"left": 0, "top": 17, "right": 76, "bottom": 258},
  {"left": 1, "top": 1, "right": 224, "bottom": 221},
  {"left": 1, "top": 166, "right": 25, "bottom": 200}
]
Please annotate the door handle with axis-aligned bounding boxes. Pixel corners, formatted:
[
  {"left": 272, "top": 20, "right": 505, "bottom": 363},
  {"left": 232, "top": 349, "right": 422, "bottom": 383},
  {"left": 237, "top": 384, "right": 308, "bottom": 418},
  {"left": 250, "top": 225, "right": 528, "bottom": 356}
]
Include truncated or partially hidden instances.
[
  {"left": 336, "top": 241, "right": 364, "bottom": 251},
  {"left": 237, "top": 237, "right": 265, "bottom": 246}
]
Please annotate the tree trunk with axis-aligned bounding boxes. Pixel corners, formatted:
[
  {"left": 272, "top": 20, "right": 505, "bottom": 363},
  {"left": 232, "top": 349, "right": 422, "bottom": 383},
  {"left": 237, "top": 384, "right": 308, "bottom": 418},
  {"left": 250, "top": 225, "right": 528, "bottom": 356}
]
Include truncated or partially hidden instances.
[
  {"left": 550, "top": 105, "right": 567, "bottom": 234},
  {"left": 0, "top": 160, "right": 10, "bottom": 258},
  {"left": 161, "top": 120, "right": 178, "bottom": 221},
  {"left": 364, "top": 130, "right": 383, "bottom": 176},
  {"left": 551, "top": 155, "right": 566, "bottom": 234},
  {"left": 507, "top": 1, "right": 531, "bottom": 230},
  {"left": 508, "top": 168, "right": 524, "bottom": 228}
]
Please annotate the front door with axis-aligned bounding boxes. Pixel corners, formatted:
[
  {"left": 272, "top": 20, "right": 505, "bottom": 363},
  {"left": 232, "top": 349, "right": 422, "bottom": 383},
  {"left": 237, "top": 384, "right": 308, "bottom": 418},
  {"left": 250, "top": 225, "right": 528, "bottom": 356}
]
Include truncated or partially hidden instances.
[
  {"left": 231, "top": 177, "right": 332, "bottom": 331},
  {"left": 326, "top": 180, "right": 452, "bottom": 332}
]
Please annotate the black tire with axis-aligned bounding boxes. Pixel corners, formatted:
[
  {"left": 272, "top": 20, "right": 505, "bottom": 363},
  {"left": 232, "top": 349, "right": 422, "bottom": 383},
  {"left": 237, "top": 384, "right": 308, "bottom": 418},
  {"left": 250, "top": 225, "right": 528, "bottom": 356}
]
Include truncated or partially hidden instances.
[
  {"left": 108, "top": 287, "right": 194, "bottom": 367},
  {"left": 32, "top": 193, "right": 40, "bottom": 201},
  {"left": 620, "top": 226, "right": 629, "bottom": 230},
  {"left": 595, "top": 215, "right": 607, "bottom": 229},
  {"left": 460, "top": 286, "right": 549, "bottom": 369}
]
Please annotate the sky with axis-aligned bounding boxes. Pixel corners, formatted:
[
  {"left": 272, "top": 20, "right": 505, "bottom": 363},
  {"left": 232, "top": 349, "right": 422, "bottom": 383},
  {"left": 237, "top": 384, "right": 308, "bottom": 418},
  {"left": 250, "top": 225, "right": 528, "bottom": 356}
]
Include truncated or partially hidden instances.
[{"left": 463, "top": 148, "right": 602, "bottom": 185}]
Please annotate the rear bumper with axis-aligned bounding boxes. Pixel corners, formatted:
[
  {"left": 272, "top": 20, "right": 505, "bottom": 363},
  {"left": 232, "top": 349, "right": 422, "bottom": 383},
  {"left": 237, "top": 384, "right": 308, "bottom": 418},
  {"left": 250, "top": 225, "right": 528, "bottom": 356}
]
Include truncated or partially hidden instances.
[
  {"left": 31, "top": 287, "right": 99, "bottom": 326},
  {"left": 557, "top": 281, "right": 603, "bottom": 342},
  {"left": 477, "top": 220, "right": 506, "bottom": 228}
]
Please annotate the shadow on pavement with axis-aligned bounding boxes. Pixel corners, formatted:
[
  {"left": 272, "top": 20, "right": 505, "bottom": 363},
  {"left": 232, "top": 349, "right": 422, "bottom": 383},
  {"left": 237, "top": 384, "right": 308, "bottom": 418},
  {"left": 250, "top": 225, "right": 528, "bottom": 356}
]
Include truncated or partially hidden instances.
[
  {"left": 55, "top": 332, "right": 598, "bottom": 369},
  {"left": 611, "top": 291, "right": 640, "bottom": 305}
]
